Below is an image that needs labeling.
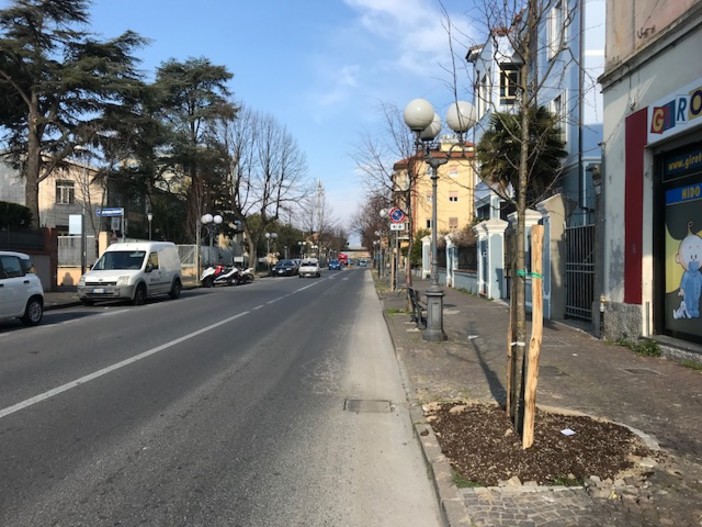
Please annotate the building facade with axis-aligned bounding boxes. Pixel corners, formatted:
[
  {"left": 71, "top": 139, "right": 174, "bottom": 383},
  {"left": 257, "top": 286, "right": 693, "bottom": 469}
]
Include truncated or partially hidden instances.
[
  {"left": 466, "top": 0, "right": 605, "bottom": 317},
  {"left": 392, "top": 139, "right": 475, "bottom": 239},
  {"left": 599, "top": 0, "right": 702, "bottom": 350}
]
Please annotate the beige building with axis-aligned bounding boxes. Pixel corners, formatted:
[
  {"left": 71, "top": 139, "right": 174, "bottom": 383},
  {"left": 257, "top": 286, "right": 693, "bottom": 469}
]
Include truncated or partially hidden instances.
[
  {"left": 392, "top": 140, "right": 475, "bottom": 238},
  {"left": 0, "top": 159, "right": 105, "bottom": 237}
]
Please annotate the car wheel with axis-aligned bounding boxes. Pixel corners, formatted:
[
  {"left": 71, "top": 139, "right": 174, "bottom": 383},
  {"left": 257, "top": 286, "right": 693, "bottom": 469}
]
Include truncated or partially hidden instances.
[
  {"left": 21, "top": 297, "right": 43, "bottom": 326},
  {"left": 21, "top": 298, "right": 44, "bottom": 326},
  {"left": 132, "top": 284, "right": 147, "bottom": 305},
  {"left": 169, "top": 279, "right": 182, "bottom": 299}
]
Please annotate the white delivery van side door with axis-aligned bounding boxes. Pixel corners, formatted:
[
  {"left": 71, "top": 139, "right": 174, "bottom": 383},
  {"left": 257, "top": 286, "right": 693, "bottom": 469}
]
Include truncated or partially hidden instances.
[{"left": 145, "top": 251, "right": 166, "bottom": 294}]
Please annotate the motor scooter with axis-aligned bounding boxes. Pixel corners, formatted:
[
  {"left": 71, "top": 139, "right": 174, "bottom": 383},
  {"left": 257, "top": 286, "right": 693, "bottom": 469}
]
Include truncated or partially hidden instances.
[
  {"left": 200, "top": 264, "right": 241, "bottom": 287},
  {"left": 238, "top": 267, "right": 255, "bottom": 284}
]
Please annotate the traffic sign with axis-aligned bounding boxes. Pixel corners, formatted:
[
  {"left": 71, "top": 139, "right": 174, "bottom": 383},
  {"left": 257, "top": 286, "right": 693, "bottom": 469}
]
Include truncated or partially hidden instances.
[
  {"left": 390, "top": 223, "right": 406, "bottom": 231},
  {"left": 96, "top": 207, "right": 124, "bottom": 217},
  {"left": 389, "top": 207, "right": 407, "bottom": 223}
]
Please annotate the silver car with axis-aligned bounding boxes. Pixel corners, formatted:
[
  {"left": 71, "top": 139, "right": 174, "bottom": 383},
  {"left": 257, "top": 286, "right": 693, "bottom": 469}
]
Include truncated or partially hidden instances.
[{"left": 0, "top": 251, "right": 44, "bottom": 326}]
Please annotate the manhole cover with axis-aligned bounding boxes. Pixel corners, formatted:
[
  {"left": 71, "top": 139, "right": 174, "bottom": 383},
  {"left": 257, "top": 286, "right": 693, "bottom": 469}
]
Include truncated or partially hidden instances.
[
  {"left": 344, "top": 399, "right": 393, "bottom": 413},
  {"left": 540, "top": 365, "right": 568, "bottom": 376},
  {"left": 622, "top": 368, "right": 662, "bottom": 375}
]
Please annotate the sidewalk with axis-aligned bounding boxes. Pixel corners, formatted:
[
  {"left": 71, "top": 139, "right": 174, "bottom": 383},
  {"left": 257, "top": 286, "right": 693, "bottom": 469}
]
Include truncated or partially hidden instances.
[{"left": 379, "top": 277, "right": 702, "bottom": 527}]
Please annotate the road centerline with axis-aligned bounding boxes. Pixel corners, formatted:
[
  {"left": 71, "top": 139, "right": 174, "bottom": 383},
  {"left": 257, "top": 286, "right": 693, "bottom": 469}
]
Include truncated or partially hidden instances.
[{"left": 0, "top": 310, "right": 251, "bottom": 420}]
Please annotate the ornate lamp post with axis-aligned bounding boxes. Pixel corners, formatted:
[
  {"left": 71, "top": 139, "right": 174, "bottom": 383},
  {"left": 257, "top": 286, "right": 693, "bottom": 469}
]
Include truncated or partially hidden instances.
[
  {"left": 201, "top": 213, "right": 223, "bottom": 266},
  {"left": 403, "top": 98, "right": 476, "bottom": 341}
]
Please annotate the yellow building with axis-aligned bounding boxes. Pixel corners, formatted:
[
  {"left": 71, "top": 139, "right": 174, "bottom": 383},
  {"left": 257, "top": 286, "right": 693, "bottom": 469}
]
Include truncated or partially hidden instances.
[{"left": 392, "top": 140, "right": 475, "bottom": 238}]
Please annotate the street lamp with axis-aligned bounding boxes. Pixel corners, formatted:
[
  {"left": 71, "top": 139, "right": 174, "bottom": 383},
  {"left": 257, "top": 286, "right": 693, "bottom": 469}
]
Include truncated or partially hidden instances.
[
  {"left": 265, "top": 232, "right": 278, "bottom": 273},
  {"left": 404, "top": 98, "right": 476, "bottom": 341},
  {"left": 147, "top": 212, "right": 153, "bottom": 240},
  {"left": 201, "top": 213, "right": 223, "bottom": 267},
  {"left": 298, "top": 241, "right": 306, "bottom": 258}
]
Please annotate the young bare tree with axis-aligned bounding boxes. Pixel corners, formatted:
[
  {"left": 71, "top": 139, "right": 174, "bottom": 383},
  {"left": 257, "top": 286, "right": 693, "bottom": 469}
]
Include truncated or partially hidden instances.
[
  {"left": 461, "top": 0, "right": 578, "bottom": 435},
  {"left": 352, "top": 102, "right": 421, "bottom": 290}
]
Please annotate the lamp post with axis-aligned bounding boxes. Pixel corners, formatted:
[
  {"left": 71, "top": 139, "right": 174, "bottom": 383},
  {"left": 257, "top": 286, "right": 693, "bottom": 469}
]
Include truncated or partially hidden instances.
[
  {"left": 201, "top": 213, "right": 223, "bottom": 268},
  {"left": 265, "top": 232, "right": 278, "bottom": 273},
  {"left": 403, "top": 98, "right": 475, "bottom": 341},
  {"left": 298, "top": 241, "right": 305, "bottom": 258},
  {"left": 147, "top": 212, "right": 153, "bottom": 240}
]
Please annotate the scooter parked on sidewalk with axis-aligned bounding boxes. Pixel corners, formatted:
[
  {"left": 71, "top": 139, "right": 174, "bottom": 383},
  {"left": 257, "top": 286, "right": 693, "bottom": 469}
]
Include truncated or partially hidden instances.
[{"left": 200, "top": 264, "right": 241, "bottom": 287}]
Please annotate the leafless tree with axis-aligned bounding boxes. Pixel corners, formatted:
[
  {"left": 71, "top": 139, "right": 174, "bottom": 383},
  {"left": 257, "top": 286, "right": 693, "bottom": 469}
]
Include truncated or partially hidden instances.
[{"left": 217, "top": 105, "right": 309, "bottom": 264}]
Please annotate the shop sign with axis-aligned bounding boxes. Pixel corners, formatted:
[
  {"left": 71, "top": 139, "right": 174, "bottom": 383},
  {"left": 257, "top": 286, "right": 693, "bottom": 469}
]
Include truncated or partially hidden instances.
[{"left": 648, "top": 77, "right": 702, "bottom": 144}]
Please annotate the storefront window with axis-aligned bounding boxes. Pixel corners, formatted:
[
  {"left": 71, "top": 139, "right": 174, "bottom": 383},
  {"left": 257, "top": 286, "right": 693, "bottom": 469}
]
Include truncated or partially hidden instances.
[{"left": 660, "top": 142, "right": 702, "bottom": 343}]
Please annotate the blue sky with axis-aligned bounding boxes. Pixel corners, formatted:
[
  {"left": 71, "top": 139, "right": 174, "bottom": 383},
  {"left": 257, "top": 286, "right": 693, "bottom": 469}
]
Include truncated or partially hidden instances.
[{"left": 88, "top": 1, "right": 480, "bottom": 238}]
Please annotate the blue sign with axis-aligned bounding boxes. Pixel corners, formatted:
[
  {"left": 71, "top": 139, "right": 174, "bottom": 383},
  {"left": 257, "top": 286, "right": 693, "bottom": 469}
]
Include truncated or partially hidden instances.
[
  {"left": 389, "top": 207, "right": 407, "bottom": 223},
  {"left": 96, "top": 207, "right": 124, "bottom": 217}
]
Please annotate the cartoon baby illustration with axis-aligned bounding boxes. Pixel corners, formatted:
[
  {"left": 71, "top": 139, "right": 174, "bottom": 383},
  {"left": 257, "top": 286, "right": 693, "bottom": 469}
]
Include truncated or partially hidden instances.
[{"left": 674, "top": 221, "right": 702, "bottom": 319}]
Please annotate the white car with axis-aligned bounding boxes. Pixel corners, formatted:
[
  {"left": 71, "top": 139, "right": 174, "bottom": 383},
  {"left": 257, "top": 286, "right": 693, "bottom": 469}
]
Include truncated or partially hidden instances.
[
  {"left": 298, "top": 258, "right": 321, "bottom": 278},
  {"left": 0, "top": 251, "right": 44, "bottom": 326}
]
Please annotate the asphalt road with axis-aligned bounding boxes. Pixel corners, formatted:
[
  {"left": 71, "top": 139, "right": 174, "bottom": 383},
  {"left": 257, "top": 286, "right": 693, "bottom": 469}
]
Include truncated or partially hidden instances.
[{"left": 0, "top": 269, "right": 442, "bottom": 526}]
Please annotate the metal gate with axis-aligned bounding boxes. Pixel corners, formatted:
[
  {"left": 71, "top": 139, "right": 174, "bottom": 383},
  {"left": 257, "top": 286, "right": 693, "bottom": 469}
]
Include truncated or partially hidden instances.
[{"left": 565, "top": 224, "right": 595, "bottom": 321}]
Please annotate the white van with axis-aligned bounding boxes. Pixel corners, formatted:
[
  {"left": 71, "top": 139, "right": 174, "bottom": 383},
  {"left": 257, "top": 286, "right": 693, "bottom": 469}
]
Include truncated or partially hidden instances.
[{"left": 78, "top": 242, "right": 182, "bottom": 306}]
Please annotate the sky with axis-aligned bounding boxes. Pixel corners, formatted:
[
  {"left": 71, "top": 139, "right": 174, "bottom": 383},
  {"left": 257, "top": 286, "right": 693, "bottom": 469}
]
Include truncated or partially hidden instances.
[{"left": 58, "top": 0, "right": 483, "bottom": 242}]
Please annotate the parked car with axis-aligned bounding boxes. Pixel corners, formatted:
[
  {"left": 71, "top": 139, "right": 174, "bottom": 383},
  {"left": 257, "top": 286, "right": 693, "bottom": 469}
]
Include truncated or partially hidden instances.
[
  {"left": 78, "top": 241, "right": 182, "bottom": 306},
  {"left": 299, "top": 258, "right": 321, "bottom": 278},
  {"left": 0, "top": 251, "right": 44, "bottom": 326},
  {"left": 270, "top": 259, "right": 298, "bottom": 276},
  {"left": 328, "top": 259, "right": 341, "bottom": 270}
]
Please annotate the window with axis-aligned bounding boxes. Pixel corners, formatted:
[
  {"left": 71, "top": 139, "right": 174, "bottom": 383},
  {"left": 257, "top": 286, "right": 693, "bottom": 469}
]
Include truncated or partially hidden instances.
[
  {"left": 426, "top": 219, "right": 432, "bottom": 229},
  {"left": 551, "top": 93, "right": 568, "bottom": 143},
  {"left": 499, "top": 64, "right": 520, "bottom": 104},
  {"left": 147, "top": 252, "right": 159, "bottom": 270},
  {"left": 449, "top": 191, "right": 459, "bottom": 202},
  {"left": 548, "top": 1, "right": 564, "bottom": 60},
  {"left": 56, "top": 180, "right": 75, "bottom": 205},
  {"left": 449, "top": 217, "right": 459, "bottom": 230},
  {"left": 477, "top": 73, "right": 490, "bottom": 118}
]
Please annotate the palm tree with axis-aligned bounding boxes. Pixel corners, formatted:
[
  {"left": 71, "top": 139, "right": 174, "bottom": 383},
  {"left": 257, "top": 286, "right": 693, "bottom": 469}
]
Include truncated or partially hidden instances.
[{"left": 476, "top": 106, "right": 567, "bottom": 207}]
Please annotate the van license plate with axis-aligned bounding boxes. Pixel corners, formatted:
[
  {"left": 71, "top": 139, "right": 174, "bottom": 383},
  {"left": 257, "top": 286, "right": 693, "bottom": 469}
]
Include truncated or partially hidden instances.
[{"left": 93, "top": 288, "right": 105, "bottom": 294}]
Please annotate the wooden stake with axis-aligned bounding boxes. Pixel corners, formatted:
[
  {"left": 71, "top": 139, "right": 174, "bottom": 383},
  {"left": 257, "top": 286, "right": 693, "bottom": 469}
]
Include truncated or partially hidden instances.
[{"left": 523, "top": 225, "right": 544, "bottom": 449}]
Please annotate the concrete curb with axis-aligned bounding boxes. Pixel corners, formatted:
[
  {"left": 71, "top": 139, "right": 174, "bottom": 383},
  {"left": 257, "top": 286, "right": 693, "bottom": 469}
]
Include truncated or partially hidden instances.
[{"left": 410, "top": 405, "right": 474, "bottom": 527}]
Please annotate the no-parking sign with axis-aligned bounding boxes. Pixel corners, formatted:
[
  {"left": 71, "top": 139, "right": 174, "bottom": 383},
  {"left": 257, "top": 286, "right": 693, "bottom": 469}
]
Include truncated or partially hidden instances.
[{"left": 388, "top": 207, "right": 407, "bottom": 223}]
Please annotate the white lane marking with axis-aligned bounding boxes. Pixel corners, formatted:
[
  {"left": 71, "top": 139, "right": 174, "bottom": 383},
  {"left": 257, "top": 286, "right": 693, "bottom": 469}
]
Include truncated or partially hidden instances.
[
  {"left": 0, "top": 310, "right": 250, "bottom": 420},
  {"left": 1, "top": 281, "right": 324, "bottom": 418},
  {"left": 252, "top": 305, "right": 264, "bottom": 311},
  {"left": 295, "top": 281, "right": 320, "bottom": 293}
]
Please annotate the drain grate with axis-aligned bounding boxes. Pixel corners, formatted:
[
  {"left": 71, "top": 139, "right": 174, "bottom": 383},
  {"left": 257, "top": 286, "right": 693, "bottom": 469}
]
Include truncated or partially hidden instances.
[
  {"left": 622, "top": 368, "right": 662, "bottom": 376},
  {"left": 344, "top": 399, "right": 393, "bottom": 413}
]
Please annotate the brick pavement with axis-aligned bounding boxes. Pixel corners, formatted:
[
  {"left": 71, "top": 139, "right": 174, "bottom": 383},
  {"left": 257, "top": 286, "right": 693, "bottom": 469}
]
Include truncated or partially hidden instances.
[{"left": 380, "top": 277, "right": 702, "bottom": 527}]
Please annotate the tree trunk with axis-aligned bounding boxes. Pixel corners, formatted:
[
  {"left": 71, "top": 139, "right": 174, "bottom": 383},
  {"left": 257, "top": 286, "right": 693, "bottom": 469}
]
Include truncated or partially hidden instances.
[{"left": 25, "top": 97, "right": 41, "bottom": 229}]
